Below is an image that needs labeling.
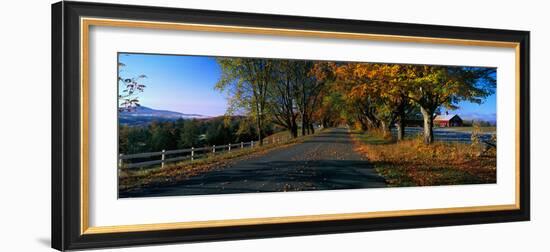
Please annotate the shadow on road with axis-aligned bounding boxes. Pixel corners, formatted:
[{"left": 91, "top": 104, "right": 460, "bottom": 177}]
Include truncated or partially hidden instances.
[
  {"left": 121, "top": 159, "right": 386, "bottom": 198},
  {"left": 119, "top": 128, "right": 388, "bottom": 198},
  {"left": 303, "top": 139, "right": 359, "bottom": 144}
]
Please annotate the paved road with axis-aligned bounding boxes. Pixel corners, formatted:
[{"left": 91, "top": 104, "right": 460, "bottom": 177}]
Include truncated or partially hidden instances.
[{"left": 121, "top": 127, "right": 386, "bottom": 198}]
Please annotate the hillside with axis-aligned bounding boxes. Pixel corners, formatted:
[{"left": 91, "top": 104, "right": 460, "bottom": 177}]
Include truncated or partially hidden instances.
[{"left": 119, "top": 106, "right": 211, "bottom": 125}]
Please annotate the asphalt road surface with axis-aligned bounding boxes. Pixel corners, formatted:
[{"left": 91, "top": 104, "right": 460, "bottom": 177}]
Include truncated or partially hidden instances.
[{"left": 121, "top": 127, "right": 387, "bottom": 198}]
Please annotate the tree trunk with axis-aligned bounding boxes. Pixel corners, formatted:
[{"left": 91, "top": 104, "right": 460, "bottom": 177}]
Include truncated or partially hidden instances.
[
  {"left": 291, "top": 122, "right": 298, "bottom": 138},
  {"left": 380, "top": 121, "right": 391, "bottom": 138},
  {"left": 256, "top": 108, "right": 264, "bottom": 146},
  {"left": 396, "top": 117, "right": 405, "bottom": 141},
  {"left": 301, "top": 114, "right": 307, "bottom": 136},
  {"left": 256, "top": 121, "right": 263, "bottom": 146},
  {"left": 420, "top": 106, "right": 434, "bottom": 144},
  {"left": 359, "top": 117, "right": 369, "bottom": 132}
]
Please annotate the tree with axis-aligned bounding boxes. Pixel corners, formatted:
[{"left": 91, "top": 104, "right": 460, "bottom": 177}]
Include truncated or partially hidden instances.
[
  {"left": 296, "top": 61, "right": 329, "bottom": 135},
  {"left": 149, "top": 121, "right": 172, "bottom": 151},
  {"left": 117, "top": 61, "right": 147, "bottom": 111},
  {"left": 178, "top": 119, "right": 200, "bottom": 148},
  {"left": 310, "top": 62, "right": 342, "bottom": 128},
  {"left": 333, "top": 63, "right": 494, "bottom": 144},
  {"left": 235, "top": 117, "right": 257, "bottom": 142},
  {"left": 404, "top": 66, "right": 496, "bottom": 144},
  {"left": 125, "top": 126, "right": 150, "bottom": 154},
  {"left": 118, "top": 125, "right": 130, "bottom": 154},
  {"left": 206, "top": 119, "right": 233, "bottom": 145},
  {"left": 333, "top": 63, "right": 411, "bottom": 138},
  {"left": 216, "top": 58, "right": 274, "bottom": 146},
  {"left": 268, "top": 60, "right": 299, "bottom": 138},
  {"left": 373, "top": 64, "right": 416, "bottom": 140},
  {"left": 314, "top": 89, "right": 345, "bottom": 128}
]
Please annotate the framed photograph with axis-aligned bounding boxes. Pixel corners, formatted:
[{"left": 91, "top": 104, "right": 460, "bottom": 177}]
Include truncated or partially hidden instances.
[{"left": 52, "top": 1, "right": 530, "bottom": 250}]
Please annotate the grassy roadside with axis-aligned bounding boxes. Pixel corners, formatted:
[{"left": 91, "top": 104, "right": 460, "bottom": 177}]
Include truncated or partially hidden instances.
[
  {"left": 352, "top": 131, "right": 496, "bottom": 187},
  {"left": 119, "top": 130, "right": 320, "bottom": 193}
]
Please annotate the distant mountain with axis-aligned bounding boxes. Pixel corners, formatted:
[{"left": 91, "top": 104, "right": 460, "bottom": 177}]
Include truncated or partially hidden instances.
[
  {"left": 459, "top": 112, "right": 497, "bottom": 124},
  {"left": 119, "top": 106, "right": 211, "bottom": 126}
]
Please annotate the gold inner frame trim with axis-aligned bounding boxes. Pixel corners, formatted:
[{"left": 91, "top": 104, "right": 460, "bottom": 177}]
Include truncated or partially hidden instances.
[
  {"left": 85, "top": 204, "right": 517, "bottom": 234},
  {"left": 80, "top": 17, "right": 521, "bottom": 235}
]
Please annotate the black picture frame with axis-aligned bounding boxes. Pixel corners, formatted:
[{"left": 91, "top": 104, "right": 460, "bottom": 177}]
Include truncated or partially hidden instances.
[{"left": 52, "top": 1, "right": 530, "bottom": 251}]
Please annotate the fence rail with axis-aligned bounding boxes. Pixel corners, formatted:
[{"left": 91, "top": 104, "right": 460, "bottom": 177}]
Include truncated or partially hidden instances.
[
  {"left": 434, "top": 138, "right": 471, "bottom": 142},
  {"left": 119, "top": 136, "right": 290, "bottom": 170},
  {"left": 434, "top": 137, "right": 496, "bottom": 149}
]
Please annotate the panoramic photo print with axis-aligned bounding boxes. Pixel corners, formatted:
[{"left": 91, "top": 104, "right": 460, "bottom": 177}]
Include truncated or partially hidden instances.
[{"left": 117, "top": 53, "right": 497, "bottom": 198}]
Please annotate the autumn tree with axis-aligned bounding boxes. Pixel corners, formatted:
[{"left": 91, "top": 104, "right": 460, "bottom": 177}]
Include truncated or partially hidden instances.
[
  {"left": 404, "top": 66, "right": 496, "bottom": 144},
  {"left": 310, "top": 62, "right": 342, "bottom": 128},
  {"left": 374, "top": 64, "right": 417, "bottom": 140},
  {"left": 334, "top": 63, "right": 411, "bottom": 137},
  {"left": 297, "top": 61, "right": 330, "bottom": 135},
  {"left": 314, "top": 88, "right": 345, "bottom": 128},
  {"left": 216, "top": 58, "right": 275, "bottom": 146}
]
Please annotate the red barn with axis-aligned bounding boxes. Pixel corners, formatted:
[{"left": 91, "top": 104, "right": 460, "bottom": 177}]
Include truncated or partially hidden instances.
[{"left": 433, "top": 114, "right": 463, "bottom": 127}]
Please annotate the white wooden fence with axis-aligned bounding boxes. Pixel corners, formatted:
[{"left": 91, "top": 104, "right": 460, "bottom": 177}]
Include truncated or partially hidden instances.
[{"left": 119, "top": 136, "right": 290, "bottom": 169}]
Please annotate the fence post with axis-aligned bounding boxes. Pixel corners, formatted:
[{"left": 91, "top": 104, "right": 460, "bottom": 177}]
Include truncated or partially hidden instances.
[
  {"left": 213, "top": 145, "right": 216, "bottom": 153},
  {"left": 251, "top": 140, "right": 254, "bottom": 148},
  {"left": 118, "top": 154, "right": 123, "bottom": 169},
  {"left": 161, "top": 149, "right": 165, "bottom": 168},
  {"left": 228, "top": 143, "right": 231, "bottom": 152},
  {"left": 191, "top": 147, "right": 194, "bottom": 161},
  {"left": 241, "top": 142, "right": 244, "bottom": 149}
]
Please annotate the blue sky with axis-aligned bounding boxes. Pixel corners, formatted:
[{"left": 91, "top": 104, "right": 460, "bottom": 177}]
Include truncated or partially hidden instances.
[
  {"left": 118, "top": 53, "right": 496, "bottom": 119},
  {"left": 452, "top": 95, "right": 496, "bottom": 121},
  {"left": 118, "top": 53, "right": 226, "bottom": 116}
]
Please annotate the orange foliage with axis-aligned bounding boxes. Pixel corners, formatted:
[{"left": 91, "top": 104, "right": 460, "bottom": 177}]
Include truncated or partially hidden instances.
[{"left": 352, "top": 133, "right": 496, "bottom": 186}]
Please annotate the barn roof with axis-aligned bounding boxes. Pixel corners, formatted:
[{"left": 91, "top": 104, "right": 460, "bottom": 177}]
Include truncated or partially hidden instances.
[{"left": 434, "top": 114, "right": 460, "bottom": 121}]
